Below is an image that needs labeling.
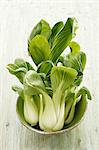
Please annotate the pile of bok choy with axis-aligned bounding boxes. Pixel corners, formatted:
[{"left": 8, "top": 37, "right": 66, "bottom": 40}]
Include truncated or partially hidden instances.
[{"left": 7, "top": 18, "right": 92, "bottom": 131}]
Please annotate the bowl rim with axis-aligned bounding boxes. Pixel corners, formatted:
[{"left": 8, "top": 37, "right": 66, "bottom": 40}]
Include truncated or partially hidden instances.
[
  {"left": 18, "top": 117, "right": 85, "bottom": 135},
  {"left": 16, "top": 98, "right": 87, "bottom": 135}
]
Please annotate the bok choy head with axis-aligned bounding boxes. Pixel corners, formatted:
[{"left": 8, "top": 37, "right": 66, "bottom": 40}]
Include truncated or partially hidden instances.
[{"left": 7, "top": 17, "right": 92, "bottom": 132}]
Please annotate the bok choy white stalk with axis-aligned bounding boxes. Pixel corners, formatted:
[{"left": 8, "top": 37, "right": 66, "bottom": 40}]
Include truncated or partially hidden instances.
[{"left": 24, "top": 95, "right": 39, "bottom": 126}]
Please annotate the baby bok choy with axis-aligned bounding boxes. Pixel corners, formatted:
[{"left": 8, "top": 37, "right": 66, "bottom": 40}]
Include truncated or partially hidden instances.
[{"left": 7, "top": 17, "right": 92, "bottom": 132}]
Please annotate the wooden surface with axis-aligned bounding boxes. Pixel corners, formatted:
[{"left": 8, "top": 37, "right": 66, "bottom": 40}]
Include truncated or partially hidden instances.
[{"left": 0, "top": 1, "right": 99, "bottom": 150}]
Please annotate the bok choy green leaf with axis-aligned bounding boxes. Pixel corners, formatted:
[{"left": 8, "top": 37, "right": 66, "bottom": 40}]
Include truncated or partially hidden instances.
[
  {"left": 28, "top": 35, "right": 51, "bottom": 65},
  {"left": 29, "top": 19, "right": 51, "bottom": 42},
  {"left": 7, "top": 58, "right": 34, "bottom": 83},
  {"left": 50, "top": 18, "right": 78, "bottom": 63}
]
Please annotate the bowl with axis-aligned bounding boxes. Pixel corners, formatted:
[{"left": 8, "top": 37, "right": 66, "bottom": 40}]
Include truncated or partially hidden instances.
[{"left": 16, "top": 96, "right": 87, "bottom": 135}]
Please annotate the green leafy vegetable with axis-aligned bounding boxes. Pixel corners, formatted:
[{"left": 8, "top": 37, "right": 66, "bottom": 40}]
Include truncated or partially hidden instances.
[
  {"left": 28, "top": 35, "right": 51, "bottom": 65},
  {"left": 65, "top": 98, "right": 76, "bottom": 124},
  {"left": 49, "top": 21, "right": 64, "bottom": 47},
  {"left": 39, "top": 94, "right": 57, "bottom": 131},
  {"left": 7, "top": 18, "right": 92, "bottom": 132},
  {"left": 24, "top": 70, "right": 57, "bottom": 130},
  {"left": 51, "top": 66, "right": 77, "bottom": 92},
  {"left": 24, "top": 95, "right": 39, "bottom": 126},
  {"left": 37, "top": 60, "right": 54, "bottom": 75},
  {"left": 12, "top": 85, "right": 24, "bottom": 99},
  {"left": 53, "top": 100, "right": 65, "bottom": 131},
  {"left": 7, "top": 58, "right": 34, "bottom": 83},
  {"left": 51, "top": 66, "right": 77, "bottom": 130},
  {"left": 24, "top": 70, "right": 45, "bottom": 95},
  {"left": 50, "top": 18, "right": 78, "bottom": 63},
  {"left": 29, "top": 19, "right": 51, "bottom": 41},
  {"left": 64, "top": 94, "right": 87, "bottom": 129},
  {"left": 64, "top": 51, "right": 86, "bottom": 86},
  {"left": 69, "top": 41, "right": 80, "bottom": 55},
  {"left": 64, "top": 93, "right": 74, "bottom": 120},
  {"left": 16, "top": 97, "right": 29, "bottom": 126},
  {"left": 76, "top": 86, "right": 92, "bottom": 100}
]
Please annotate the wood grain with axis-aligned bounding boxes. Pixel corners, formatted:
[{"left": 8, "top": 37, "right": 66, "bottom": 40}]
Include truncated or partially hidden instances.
[{"left": 0, "top": 1, "right": 99, "bottom": 150}]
